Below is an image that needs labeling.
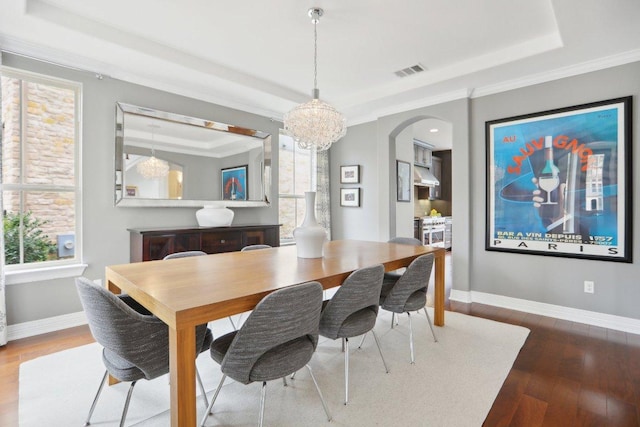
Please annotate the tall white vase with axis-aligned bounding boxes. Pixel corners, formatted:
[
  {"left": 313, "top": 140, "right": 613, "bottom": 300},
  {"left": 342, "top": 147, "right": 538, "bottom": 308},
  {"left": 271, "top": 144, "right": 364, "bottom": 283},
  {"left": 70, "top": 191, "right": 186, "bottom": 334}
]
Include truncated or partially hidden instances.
[{"left": 293, "top": 191, "right": 327, "bottom": 258}]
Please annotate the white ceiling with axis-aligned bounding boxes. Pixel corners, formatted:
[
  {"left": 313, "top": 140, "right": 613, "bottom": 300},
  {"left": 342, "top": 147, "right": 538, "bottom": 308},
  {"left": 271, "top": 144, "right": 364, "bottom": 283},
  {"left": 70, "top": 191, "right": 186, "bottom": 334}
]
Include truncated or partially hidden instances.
[{"left": 1, "top": 0, "right": 639, "bottom": 149}]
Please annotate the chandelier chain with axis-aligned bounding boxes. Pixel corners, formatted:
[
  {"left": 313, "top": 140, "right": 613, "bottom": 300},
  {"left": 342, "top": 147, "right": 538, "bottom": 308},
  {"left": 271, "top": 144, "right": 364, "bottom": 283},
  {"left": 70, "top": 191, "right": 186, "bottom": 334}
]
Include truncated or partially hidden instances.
[{"left": 313, "top": 18, "right": 318, "bottom": 91}]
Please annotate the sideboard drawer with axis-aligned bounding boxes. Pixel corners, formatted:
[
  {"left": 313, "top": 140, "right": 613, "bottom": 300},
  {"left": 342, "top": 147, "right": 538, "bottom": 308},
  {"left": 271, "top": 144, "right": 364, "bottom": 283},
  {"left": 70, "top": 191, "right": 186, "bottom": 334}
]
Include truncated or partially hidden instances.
[
  {"left": 201, "top": 231, "right": 243, "bottom": 253},
  {"left": 129, "top": 224, "right": 280, "bottom": 261}
]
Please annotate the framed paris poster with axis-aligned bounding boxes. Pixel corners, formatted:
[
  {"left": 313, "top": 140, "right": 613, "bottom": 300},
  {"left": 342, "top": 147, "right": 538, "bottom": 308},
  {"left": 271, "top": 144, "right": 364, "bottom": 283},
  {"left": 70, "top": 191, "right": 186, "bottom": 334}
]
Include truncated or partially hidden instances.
[
  {"left": 221, "top": 165, "right": 248, "bottom": 200},
  {"left": 485, "top": 96, "right": 632, "bottom": 262}
]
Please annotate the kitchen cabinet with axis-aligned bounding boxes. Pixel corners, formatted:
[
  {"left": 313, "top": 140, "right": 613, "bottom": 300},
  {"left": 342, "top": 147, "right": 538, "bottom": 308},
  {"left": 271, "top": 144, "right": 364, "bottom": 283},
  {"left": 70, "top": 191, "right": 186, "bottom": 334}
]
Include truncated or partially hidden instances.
[
  {"left": 129, "top": 224, "right": 280, "bottom": 261},
  {"left": 437, "top": 150, "right": 451, "bottom": 202},
  {"left": 429, "top": 157, "right": 442, "bottom": 199}
]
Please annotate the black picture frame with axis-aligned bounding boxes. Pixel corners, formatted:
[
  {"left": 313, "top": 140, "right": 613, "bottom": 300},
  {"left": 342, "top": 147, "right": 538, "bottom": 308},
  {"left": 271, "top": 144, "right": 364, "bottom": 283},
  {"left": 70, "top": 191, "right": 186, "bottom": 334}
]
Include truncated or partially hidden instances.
[
  {"left": 340, "top": 165, "right": 360, "bottom": 184},
  {"left": 221, "top": 165, "right": 248, "bottom": 201},
  {"left": 340, "top": 188, "right": 361, "bottom": 207},
  {"left": 485, "top": 96, "right": 632, "bottom": 262}
]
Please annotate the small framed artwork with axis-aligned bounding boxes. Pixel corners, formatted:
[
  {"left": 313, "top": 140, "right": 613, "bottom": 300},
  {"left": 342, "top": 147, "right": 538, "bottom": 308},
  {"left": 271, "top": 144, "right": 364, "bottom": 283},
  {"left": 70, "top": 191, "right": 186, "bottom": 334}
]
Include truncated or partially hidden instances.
[
  {"left": 340, "top": 165, "right": 360, "bottom": 183},
  {"left": 396, "top": 160, "right": 411, "bottom": 202},
  {"left": 340, "top": 188, "right": 361, "bottom": 207},
  {"left": 125, "top": 186, "right": 137, "bottom": 197},
  {"left": 221, "top": 165, "right": 248, "bottom": 200}
]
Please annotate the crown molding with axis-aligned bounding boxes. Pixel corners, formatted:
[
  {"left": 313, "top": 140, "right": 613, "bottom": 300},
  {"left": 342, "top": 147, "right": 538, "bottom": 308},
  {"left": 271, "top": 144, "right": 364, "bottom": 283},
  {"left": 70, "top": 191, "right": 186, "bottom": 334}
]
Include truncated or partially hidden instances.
[
  {"left": 345, "top": 88, "right": 472, "bottom": 126},
  {"left": 471, "top": 48, "right": 640, "bottom": 98}
]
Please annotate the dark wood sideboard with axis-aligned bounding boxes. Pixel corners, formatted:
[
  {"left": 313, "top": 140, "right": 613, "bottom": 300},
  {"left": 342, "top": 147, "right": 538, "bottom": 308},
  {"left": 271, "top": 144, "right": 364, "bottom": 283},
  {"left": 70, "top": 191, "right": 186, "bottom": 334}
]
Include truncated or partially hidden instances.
[{"left": 128, "top": 224, "right": 281, "bottom": 262}]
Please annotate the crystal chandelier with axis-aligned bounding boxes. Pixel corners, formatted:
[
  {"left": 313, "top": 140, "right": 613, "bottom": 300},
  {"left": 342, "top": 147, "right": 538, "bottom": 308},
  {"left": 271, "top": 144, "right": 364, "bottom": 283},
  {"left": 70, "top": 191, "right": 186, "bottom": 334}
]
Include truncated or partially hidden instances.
[
  {"left": 136, "top": 124, "right": 170, "bottom": 179},
  {"left": 137, "top": 150, "right": 169, "bottom": 179},
  {"left": 283, "top": 7, "right": 347, "bottom": 151}
]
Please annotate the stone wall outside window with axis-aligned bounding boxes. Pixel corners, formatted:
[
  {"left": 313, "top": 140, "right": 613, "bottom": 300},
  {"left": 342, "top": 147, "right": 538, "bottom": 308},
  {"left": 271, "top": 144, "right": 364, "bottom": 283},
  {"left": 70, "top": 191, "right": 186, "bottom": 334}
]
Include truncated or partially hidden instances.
[{"left": 1, "top": 76, "right": 75, "bottom": 248}]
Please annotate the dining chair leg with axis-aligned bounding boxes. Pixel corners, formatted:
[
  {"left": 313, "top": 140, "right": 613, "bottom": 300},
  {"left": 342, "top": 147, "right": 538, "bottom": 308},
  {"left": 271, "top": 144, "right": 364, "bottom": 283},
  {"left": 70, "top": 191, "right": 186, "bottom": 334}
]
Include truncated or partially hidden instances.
[
  {"left": 290, "top": 371, "right": 297, "bottom": 380},
  {"left": 391, "top": 312, "right": 396, "bottom": 329},
  {"left": 408, "top": 312, "right": 415, "bottom": 364},
  {"left": 228, "top": 316, "right": 237, "bottom": 330},
  {"left": 84, "top": 370, "right": 108, "bottom": 426},
  {"left": 306, "top": 364, "right": 332, "bottom": 421},
  {"left": 371, "top": 330, "right": 390, "bottom": 373},
  {"left": 358, "top": 333, "right": 366, "bottom": 349},
  {"left": 259, "top": 381, "right": 267, "bottom": 427},
  {"left": 119, "top": 380, "right": 137, "bottom": 427},
  {"left": 423, "top": 307, "right": 438, "bottom": 342},
  {"left": 282, "top": 376, "right": 288, "bottom": 387},
  {"left": 200, "top": 374, "right": 227, "bottom": 427},
  {"left": 196, "top": 367, "right": 208, "bottom": 408},
  {"left": 344, "top": 337, "right": 350, "bottom": 405}
]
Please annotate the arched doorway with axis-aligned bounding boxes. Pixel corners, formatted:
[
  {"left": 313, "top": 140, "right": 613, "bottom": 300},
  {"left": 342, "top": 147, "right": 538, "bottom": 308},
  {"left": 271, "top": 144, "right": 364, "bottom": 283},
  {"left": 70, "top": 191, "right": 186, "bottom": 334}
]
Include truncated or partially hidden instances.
[{"left": 387, "top": 116, "right": 453, "bottom": 239}]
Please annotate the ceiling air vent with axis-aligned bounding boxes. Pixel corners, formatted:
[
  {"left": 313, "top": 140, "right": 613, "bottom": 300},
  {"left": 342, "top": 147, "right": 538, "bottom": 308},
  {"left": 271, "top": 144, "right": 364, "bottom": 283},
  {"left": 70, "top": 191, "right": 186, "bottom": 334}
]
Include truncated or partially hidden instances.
[{"left": 394, "top": 64, "right": 426, "bottom": 78}]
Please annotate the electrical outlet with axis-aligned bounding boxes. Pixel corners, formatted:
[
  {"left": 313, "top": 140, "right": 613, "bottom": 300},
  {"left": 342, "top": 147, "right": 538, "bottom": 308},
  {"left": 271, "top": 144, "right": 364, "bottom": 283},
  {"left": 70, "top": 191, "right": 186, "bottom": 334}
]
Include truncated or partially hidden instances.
[{"left": 584, "top": 280, "right": 595, "bottom": 294}]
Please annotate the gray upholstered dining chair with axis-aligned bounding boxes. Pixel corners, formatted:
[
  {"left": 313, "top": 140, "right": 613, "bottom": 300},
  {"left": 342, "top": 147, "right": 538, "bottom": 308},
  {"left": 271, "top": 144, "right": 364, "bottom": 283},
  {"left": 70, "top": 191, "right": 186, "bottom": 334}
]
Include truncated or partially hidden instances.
[
  {"left": 318, "top": 264, "right": 388, "bottom": 405},
  {"left": 75, "top": 276, "right": 212, "bottom": 427},
  {"left": 379, "top": 254, "right": 437, "bottom": 364},
  {"left": 163, "top": 250, "right": 207, "bottom": 259},
  {"left": 240, "top": 244, "right": 272, "bottom": 251},
  {"left": 384, "top": 236, "right": 423, "bottom": 282},
  {"left": 163, "top": 250, "right": 238, "bottom": 330},
  {"left": 200, "top": 281, "right": 331, "bottom": 427}
]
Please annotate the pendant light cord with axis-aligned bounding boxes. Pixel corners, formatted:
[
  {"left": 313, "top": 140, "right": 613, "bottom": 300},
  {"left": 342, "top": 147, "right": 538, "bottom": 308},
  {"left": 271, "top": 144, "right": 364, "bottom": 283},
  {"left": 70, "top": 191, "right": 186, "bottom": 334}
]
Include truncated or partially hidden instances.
[{"left": 313, "top": 17, "right": 318, "bottom": 92}]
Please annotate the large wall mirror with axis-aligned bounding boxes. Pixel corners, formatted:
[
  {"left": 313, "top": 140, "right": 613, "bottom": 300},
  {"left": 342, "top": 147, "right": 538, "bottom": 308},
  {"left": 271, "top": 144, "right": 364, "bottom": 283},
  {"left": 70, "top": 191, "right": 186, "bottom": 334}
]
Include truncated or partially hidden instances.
[{"left": 115, "top": 103, "right": 271, "bottom": 207}]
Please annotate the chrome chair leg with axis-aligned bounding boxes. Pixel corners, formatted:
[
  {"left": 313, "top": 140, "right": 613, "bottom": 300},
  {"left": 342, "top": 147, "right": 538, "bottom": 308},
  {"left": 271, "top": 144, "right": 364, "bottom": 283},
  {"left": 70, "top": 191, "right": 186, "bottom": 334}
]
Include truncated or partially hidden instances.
[
  {"left": 84, "top": 370, "right": 108, "bottom": 426},
  {"left": 290, "top": 371, "right": 297, "bottom": 380},
  {"left": 306, "top": 364, "right": 332, "bottom": 421},
  {"left": 391, "top": 312, "right": 395, "bottom": 329},
  {"left": 358, "top": 333, "right": 367, "bottom": 349},
  {"left": 196, "top": 367, "right": 208, "bottom": 408},
  {"left": 200, "top": 374, "right": 226, "bottom": 427},
  {"left": 371, "top": 330, "right": 390, "bottom": 373},
  {"left": 408, "top": 312, "right": 415, "bottom": 364},
  {"left": 119, "top": 380, "right": 137, "bottom": 427},
  {"left": 423, "top": 307, "right": 438, "bottom": 342},
  {"left": 344, "top": 337, "right": 349, "bottom": 405},
  {"left": 259, "top": 381, "right": 267, "bottom": 427},
  {"left": 282, "top": 376, "right": 288, "bottom": 387},
  {"left": 228, "top": 316, "right": 236, "bottom": 330}
]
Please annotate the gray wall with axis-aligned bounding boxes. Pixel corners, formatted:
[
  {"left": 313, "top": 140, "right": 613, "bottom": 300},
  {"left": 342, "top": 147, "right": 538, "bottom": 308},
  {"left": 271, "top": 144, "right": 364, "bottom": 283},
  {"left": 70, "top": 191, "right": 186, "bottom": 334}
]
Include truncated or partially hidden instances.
[
  {"left": 330, "top": 61, "right": 639, "bottom": 321},
  {"left": 330, "top": 99, "right": 471, "bottom": 294},
  {"left": 4, "top": 53, "right": 281, "bottom": 325},
  {"left": 469, "top": 62, "right": 640, "bottom": 320},
  {"left": 7, "top": 53, "right": 640, "bottom": 326}
]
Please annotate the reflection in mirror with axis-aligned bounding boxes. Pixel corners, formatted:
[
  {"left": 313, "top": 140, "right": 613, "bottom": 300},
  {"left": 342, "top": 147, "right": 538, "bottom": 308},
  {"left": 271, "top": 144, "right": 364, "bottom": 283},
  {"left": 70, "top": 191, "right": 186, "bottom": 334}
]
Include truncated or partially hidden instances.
[{"left": 115, "top": 103, "right": 271, "bottom": 207}]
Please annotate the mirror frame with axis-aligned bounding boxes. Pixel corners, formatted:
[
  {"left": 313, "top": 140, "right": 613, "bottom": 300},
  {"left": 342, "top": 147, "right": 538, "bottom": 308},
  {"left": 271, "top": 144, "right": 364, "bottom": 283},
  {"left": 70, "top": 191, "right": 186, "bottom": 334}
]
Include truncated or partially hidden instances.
[{"left": 115, "top": 102, "right": 272, "bottom": 207}]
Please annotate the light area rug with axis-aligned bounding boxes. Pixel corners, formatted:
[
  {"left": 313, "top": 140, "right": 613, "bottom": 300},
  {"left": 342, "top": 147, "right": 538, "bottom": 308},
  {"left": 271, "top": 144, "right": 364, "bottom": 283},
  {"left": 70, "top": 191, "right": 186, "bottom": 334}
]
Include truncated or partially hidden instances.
[{"left": 19, "top": 309, "right": 529, "bottom": 427}]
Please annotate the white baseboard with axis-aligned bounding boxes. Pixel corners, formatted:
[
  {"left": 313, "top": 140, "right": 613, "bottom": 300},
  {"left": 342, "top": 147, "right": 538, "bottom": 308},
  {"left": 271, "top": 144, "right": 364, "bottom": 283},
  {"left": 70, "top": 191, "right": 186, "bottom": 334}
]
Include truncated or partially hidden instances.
[
  {"left": 449, "top": 289, "right": 640, "bottom": 335},
  {"left": 7, "top": 311, "right": 87, "bottom": 342}
]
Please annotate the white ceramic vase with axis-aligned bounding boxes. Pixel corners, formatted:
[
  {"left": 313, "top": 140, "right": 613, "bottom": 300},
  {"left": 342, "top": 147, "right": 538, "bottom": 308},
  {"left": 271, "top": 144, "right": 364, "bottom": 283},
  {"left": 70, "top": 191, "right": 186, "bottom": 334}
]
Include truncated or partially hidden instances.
[
  {"left": 293, "top": 191, "right": 327, "bottom": 258},
  {"left": 196, "top": 204, "right": 234, "bottom": 227}
]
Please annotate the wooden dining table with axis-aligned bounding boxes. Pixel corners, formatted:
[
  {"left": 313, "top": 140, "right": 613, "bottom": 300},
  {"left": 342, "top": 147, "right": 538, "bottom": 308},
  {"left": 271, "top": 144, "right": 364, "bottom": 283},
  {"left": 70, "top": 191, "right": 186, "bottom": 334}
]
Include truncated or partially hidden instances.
[{"left": 105, "top": 239, "right": 446, "bottom": 426}]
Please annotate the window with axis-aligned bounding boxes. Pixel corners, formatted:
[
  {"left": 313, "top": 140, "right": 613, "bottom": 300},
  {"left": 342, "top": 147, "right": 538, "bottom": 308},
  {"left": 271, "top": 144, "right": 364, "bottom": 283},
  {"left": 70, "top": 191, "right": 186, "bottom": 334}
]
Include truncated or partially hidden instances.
[
  {"left": 278, "top": 133, "right": 316, "bottom": 244},
  {"left": 1, "top": 67, "right": 82, "bottom": 277}
]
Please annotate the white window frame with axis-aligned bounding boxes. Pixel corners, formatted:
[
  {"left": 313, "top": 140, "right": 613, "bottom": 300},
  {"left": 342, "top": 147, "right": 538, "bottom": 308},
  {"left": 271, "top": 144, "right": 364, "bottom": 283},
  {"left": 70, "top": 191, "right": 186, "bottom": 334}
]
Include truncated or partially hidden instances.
[
  {"left": 1, "top": 66, "right": 86, "bottom": 284},
  {"left": 278, "top": 133, "right": 317, "bottom": 245}
]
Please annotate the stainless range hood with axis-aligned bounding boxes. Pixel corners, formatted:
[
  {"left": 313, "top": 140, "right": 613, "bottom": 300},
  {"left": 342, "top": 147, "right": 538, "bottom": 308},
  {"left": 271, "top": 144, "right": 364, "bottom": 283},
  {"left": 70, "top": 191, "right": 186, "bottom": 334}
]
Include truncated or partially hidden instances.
[{"left": 413, "top": 165, "right": 439, "bottom": 187}]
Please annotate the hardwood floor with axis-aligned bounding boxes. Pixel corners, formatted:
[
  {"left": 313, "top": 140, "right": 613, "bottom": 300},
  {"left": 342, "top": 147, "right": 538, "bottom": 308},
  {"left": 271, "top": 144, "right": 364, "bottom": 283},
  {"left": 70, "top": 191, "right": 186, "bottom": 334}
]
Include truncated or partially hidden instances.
[{"left": 2, "top": 253, "right": 639, "bottom": 426}]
